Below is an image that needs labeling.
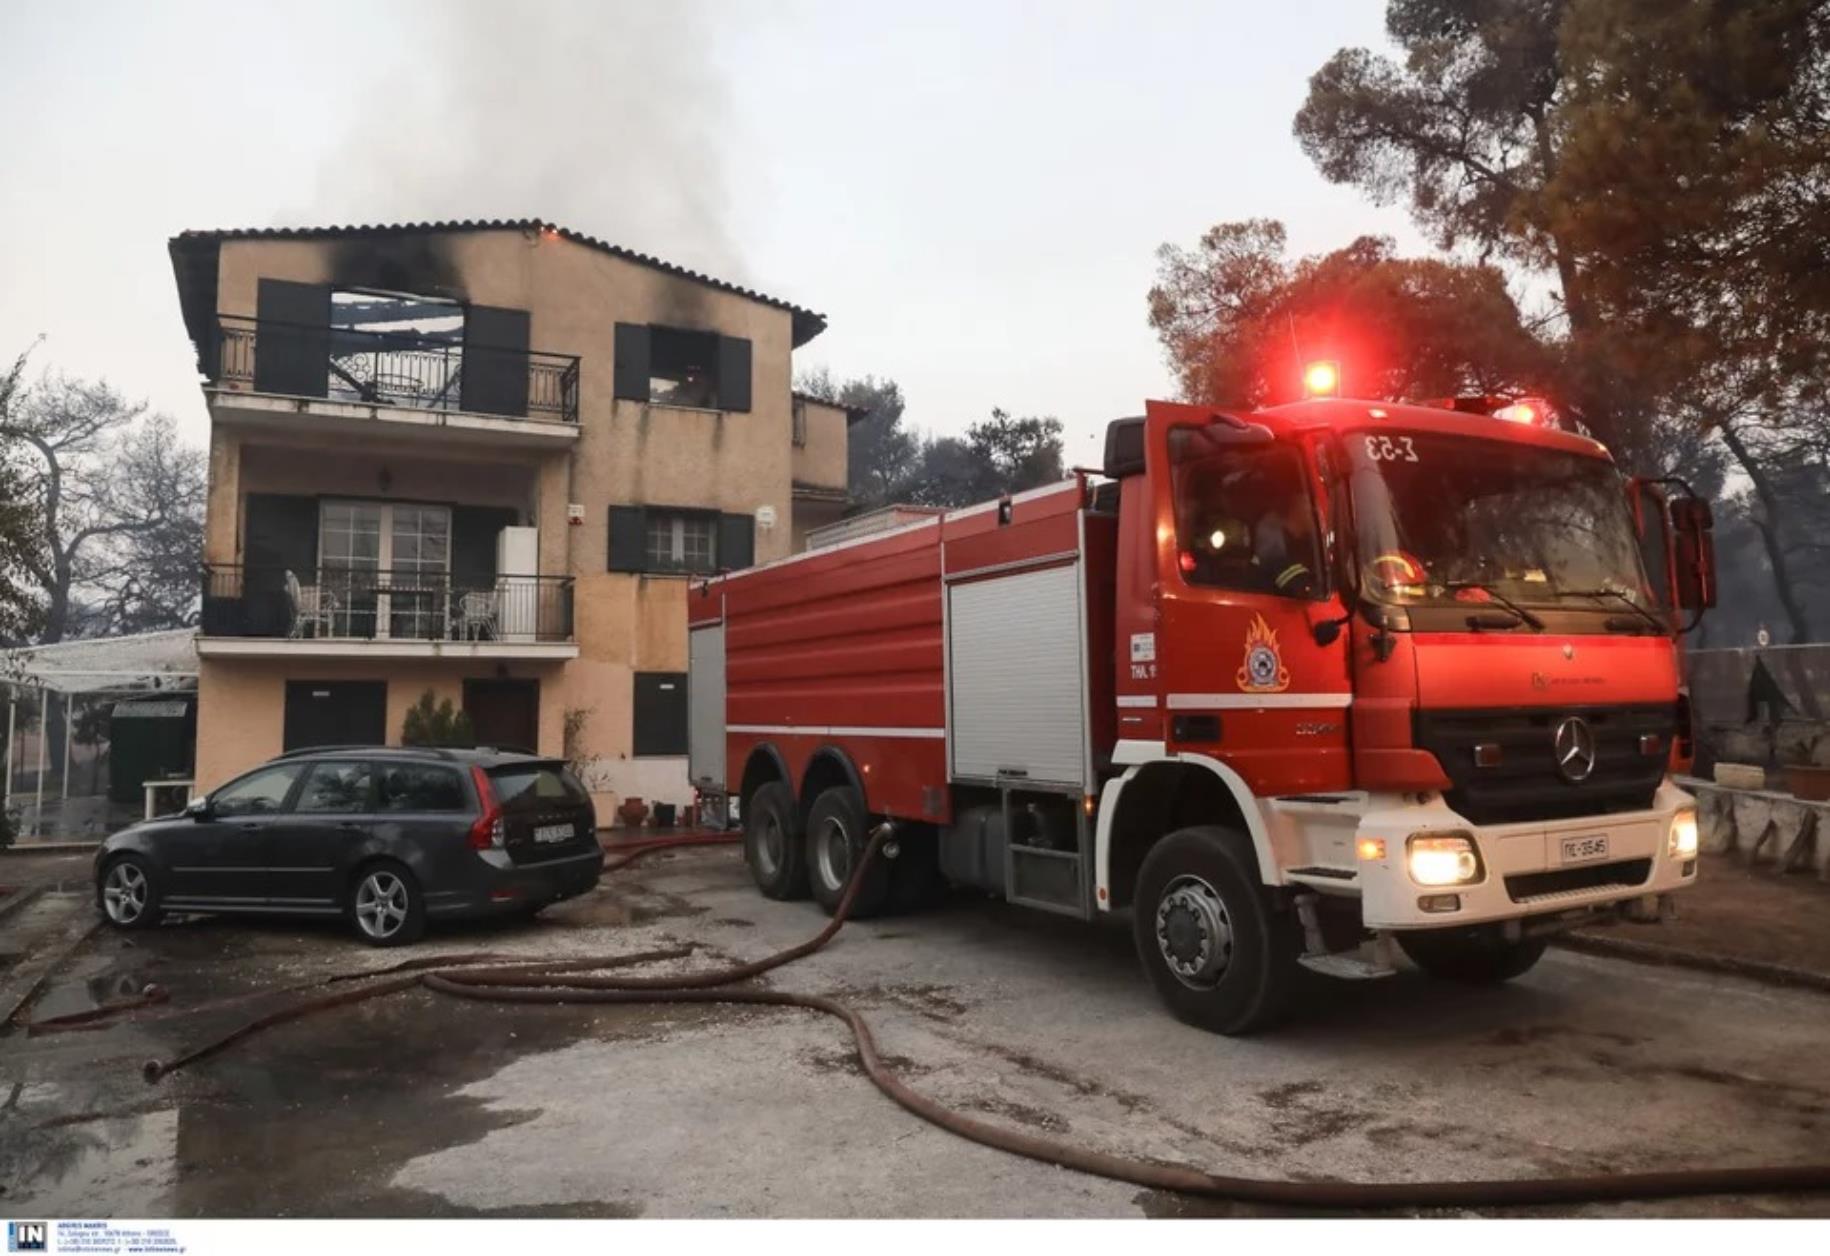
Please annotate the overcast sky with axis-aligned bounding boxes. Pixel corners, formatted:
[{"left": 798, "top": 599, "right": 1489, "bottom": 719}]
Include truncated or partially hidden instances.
[{"left": 0, "top": 0, "right": 1428, "bottom": 462}]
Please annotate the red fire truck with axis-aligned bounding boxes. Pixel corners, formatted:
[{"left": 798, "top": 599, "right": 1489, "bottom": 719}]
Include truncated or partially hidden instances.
[{"left": 686, "top": 395, "right": 1717, "bottom": 1032}]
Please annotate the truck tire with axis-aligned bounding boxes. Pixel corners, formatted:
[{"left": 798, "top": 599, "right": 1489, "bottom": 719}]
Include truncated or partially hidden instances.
[
  {"left": 1132, "top": 825, "right": 1299, "bottom": 1035},
  {"left": 887, "top": 826, "right": 945, "bottom": 913},
  {"left": 745, "top": 780, "right": 808, "bottom": 900},
  {"left": 805, "top": 785, "right": 892, "bottom": 918},
  {"left": 1397, "top": 929, "right": 1547, "bottom": 984}
]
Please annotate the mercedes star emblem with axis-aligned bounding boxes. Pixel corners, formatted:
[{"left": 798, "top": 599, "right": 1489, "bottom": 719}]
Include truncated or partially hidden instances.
[{"left": 1553, "top": 715, "right": 1598, "bottom": 783}]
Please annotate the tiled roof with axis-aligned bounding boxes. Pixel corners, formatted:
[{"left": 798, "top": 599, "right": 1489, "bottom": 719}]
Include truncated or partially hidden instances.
[{"left": 167, "top": 218, "right": 828, "bottom": 347}]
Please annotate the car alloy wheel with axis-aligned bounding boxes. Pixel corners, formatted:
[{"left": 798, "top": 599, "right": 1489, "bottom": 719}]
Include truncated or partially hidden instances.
[
  {"left": 354, "top": 869, "right": 410, "bottom": 941},
  {"left": 102, "top": 860, "right": 149, "bottom": 925}
]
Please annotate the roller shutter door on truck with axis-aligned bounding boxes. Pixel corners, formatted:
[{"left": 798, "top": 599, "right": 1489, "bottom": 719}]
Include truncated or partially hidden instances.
[
  {"left": 947, "top": 562, "right": 1088, "bottom": 788},
  {"left": 687, "top": 623, "right": 726, "bottom": 790}
]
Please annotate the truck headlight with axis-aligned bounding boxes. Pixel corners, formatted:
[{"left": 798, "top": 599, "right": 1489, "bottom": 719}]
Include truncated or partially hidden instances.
[
  {"left": 1407, "top": 833, "right": 1482, "bottom": 886},
  {"left": 1667, "top": 807, "right": 1699, "bottom": 859}
]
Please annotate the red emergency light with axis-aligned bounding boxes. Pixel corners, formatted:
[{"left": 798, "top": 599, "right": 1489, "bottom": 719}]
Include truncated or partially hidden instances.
[
  {"left": 1303, "top": 360, "right": 1341, "bottom": 398},
  {"left": 1493, "top": 396, "right": 1554, "bottom": 426}
]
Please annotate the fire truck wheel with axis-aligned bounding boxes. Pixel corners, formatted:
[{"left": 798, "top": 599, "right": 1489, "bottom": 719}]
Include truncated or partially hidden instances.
[
  {"left": 745, "top": 780, "right": 809, "bottom": 900},
  {"left": 805, "top": 785, "right": 892, "bottom": 918},
  {"left": 1132, "top": 826, "right": 1298, "bottom": 1035},
  {"left": 1396, "top": 929, "right": 1547, "bottom": 984},
  {"left": 887, "top": 827, "right": 945, "bottom": 912}
]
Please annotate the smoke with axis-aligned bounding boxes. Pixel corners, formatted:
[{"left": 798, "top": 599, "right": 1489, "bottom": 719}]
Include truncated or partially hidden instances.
[{"left": 298, "top": 0, "right": 740, "bottom": 278}]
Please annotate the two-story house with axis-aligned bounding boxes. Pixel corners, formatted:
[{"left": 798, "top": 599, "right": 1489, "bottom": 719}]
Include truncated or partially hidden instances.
[{"left": 168, "top": 219, "right": 855, "bottom": 817}]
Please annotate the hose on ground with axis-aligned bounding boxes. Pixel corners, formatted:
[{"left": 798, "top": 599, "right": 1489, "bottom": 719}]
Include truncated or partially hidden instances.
[{"left": 101, "top": 828, "right": 1830, "bottom": 1208}]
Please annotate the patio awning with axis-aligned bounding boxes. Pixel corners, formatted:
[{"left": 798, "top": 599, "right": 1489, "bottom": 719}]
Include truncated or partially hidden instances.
[{"left": 0, "top": 629, "right": 200, "bottom": 695}]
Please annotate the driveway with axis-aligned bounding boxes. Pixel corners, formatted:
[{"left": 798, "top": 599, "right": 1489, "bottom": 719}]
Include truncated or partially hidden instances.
[{"left": 2, "top": 846, "right": 1827, "bottom": 1218}]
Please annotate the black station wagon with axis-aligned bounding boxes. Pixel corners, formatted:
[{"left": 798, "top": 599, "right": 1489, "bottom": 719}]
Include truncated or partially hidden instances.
[{"left": 94, "top": 746, "right": 602, "bottom": 945}]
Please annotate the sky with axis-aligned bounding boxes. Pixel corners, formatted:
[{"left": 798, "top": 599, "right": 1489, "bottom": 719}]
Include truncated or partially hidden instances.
[{"left": 0, "top": 0, "right": 1429, "bottom": 465}]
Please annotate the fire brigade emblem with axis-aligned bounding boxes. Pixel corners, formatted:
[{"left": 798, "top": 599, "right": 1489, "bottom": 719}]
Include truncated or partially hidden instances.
[{"left": 1236, "top": 614, "right": 1291, "bottom": 693}]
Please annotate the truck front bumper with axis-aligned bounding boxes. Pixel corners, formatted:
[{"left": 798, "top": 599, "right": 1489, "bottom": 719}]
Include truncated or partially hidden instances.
[{"left": 1350, "top": 780, "right": 1698, "bottom": 932}]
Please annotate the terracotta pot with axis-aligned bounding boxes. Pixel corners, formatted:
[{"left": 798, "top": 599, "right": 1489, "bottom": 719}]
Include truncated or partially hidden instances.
[
  {"left": 616, "top": 797, "right": 649, "bottom": 828},
  {"left": 1787, "top": 765, "right": 1830, "bottom": 803}
]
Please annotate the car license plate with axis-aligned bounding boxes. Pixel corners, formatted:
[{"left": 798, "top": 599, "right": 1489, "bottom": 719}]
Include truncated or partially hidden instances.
[
  {"left": 1560, "top": 834, "right": 1609, "bottom": 865},
  {"left": 534, "top": 823, "right": 574, "bottom": 844}
]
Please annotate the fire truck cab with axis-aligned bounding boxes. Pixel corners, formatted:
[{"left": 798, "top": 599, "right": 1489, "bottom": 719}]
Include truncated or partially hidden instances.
[{"left": 688, "top": 396, "right": 1717, "bottom": 1033}]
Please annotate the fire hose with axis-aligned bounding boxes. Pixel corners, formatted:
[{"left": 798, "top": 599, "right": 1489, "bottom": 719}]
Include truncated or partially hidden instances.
[{"left": 33, "top": 829, "right": 1830, "bottom": 1210}]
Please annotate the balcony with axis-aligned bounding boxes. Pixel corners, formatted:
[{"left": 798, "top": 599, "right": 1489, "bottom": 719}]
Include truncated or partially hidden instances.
[
  {"left": 196, "top": 564, "right": 577, "bottom": 661},
  {"left": 206, "top": 315, "right": 581, "bottom": 448}
]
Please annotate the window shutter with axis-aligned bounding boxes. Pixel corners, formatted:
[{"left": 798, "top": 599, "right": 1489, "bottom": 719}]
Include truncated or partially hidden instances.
[
  {"left": 608, "top": 505, "right": 648, "bottom": 572},
  {"left": 717, "top": 335, "right": 752, "bottom": 412},
  {"left": 613, "top": 323, "right": 651, "bottom": 401},
  {"left": 253, "top": 279, "right": 331, "bottom": 398},
  {"left": 719, "top": 512, "right": 755, "bottom": 571},
  {"left": 460, "top": 305, "right": 531, "bottom": 417},
  {"left": 452, "top": 505, "right": 520, "bottom": 586},
  {"left": 633, "top": 672, "right": 690, "bottom": 757}
]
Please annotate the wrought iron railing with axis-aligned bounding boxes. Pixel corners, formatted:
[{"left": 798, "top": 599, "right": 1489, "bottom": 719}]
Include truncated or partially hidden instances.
[
  {"left": 211, "top": 315, "right": 580, "bottom": 424},
  {"left": 200, "top": 565, "right": 575, "bottom": 644}
]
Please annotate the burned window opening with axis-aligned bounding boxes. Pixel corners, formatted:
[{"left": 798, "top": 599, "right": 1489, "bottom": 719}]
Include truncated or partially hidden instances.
[
  {"left": 328, "top": 289, "right": 466, "bottom": 411},
  {"left": 648, "top": 327, "right": 721, "bottom": 409}
]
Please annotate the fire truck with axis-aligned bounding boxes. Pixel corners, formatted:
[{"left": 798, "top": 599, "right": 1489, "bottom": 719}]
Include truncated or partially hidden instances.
[{"left": 686, "top": 392, "right": 1717, "bottom": 1033}]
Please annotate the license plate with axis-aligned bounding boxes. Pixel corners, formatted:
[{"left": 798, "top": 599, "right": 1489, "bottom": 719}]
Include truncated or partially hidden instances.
[
  {"left": 1560, "top": 834, "right": 1609, "bottom": 865},
  {"left": 534, "top": 823, "right": 574, "bottom": 844}
]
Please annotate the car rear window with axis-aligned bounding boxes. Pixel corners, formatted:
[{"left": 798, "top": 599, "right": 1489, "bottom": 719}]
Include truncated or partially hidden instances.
[
  {"left": 489, "top": 763, "right": 589, "bottom": 811},
  {"left": 377, "top": 764, "right": 469, "bottom": 812}
]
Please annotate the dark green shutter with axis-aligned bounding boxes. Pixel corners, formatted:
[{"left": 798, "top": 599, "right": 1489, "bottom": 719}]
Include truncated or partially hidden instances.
[
  {"left": 608, "top": 505, "right": 648, "bottom": 572},
  {"left": 242, "top": 493, "right": 320, "bottom": 635},
  {"left": 613, "top": 323, "right": 651, "bottom": 401},
  {"left": 717, "top": 335, "right": 752, "bottom": 412},
  {"left": 632, "top": 672, "right": 690, "bottom": 756},
  {"left": 254, "top": 279, "right": 331, "bottom": 398},
  {"left": 460, "top": 305, "right": 530, "bottom": 417},
  {"left": 452, "top": 505, "right": 519, "bottom": 586},
  {"left": 719, "top": 513, "right": 755, "bottom": 571}
]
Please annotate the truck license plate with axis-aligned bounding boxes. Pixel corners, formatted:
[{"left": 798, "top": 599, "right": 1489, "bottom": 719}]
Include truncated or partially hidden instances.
[
  {"left": 1560, "top": 834, "right": 1609, "bottom": 865},
  {"left": 534, "top": 823, "right": 573, "bottom": 844}
]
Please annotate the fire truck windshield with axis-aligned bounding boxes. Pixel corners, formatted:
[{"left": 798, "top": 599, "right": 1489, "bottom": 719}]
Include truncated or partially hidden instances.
[{"left": 1345, "top": 431, "right": 1652, "bottom": 613}]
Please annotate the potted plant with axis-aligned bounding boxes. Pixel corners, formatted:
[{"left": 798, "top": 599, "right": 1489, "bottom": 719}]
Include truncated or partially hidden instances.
[
  {"left": 1778, "top": 719, "right": 1830, "bottom": 802},
  {"left": 617, "top": 796, "right": 649, "bottom": 828}
]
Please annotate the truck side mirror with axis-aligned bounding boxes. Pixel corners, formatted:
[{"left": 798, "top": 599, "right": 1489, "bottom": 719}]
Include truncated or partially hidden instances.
[{"left": 1670, "top": 497, "right": 1717, "bottom": 610}]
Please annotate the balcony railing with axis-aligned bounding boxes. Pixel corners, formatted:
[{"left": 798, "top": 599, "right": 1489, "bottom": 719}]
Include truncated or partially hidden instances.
[
  {"left": 211, "top": 315, "right": 580, "bottom": 425},
  {"left": 200, "top": 565, "right": 574, "bottom": 645}
]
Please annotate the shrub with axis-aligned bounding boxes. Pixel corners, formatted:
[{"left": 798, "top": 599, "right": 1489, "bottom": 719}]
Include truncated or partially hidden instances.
[{"left": 400, "top": 691, "right": 475, "bottom": 748}]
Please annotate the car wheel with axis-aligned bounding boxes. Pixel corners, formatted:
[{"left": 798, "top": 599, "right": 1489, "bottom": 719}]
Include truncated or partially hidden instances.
[
  {"left": 347, "top": 862, "right": 426, "bottom": 947},
  {"left": 1398, "top": 929, "right": 1547, "bottom": 984},
  {"left": 97, "top": 855, "right": 162, "bottom": 931},
  {"left": 744, "top": 780, "right": 808, "bottom": 901},
  {"left": 1132, "top": 826, "right": 1299, "bottom": 1035},
  {"left": 805, "top": 785, "right": 891, "bottom": 918}
]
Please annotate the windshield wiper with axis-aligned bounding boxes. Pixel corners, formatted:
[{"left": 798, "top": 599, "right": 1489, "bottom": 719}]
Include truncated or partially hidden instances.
[
  {"left": 1562, "top": 587, "right": 1665, "bottom": 635},
  {"left": 1440, "top": 581, "right": 1545, "bottom": 631}
]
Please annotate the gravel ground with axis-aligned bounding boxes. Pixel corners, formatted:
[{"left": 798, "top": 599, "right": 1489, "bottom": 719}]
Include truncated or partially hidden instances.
[{"left": 2, "top": 845, "right": 1827, "bottom": 1219}]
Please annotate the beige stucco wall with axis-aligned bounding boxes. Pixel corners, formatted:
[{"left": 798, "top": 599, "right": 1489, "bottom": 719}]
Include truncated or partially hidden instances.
[
  {"left": 194, "top": 656, "right": 567, "bottom": 792},
  {"left": 198, "top": 228, "right": 843, "bottom": 801}
]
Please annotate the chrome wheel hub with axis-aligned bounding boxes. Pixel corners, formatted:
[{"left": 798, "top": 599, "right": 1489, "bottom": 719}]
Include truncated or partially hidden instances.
[
  {"left": 355, "top": 871, "right": 410, "bottom": 940},
  {"left": 103, "top": 862, "right": 148, "bottom": 924},
  {"left": 815, "top": 816, "right": 852, "bottom": 892},
  {"left": 1155, "top": 874, "right": 1232, "bottom": 988}
]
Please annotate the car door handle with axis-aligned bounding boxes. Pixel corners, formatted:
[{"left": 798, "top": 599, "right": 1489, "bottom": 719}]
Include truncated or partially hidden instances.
[
  {"left": 337, "top": 822, "right": 367, "bottom": 832},
  {"left": 237, "top": 822, "right": 261, "bottom": 833}
]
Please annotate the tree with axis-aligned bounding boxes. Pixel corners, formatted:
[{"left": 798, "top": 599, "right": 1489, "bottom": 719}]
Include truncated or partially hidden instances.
[
  {"left": 900, "top": 410, "right": 1067, "bottom": 508},
  {"left": 796, "top": 367, "right": 918, "bottom": 510},
  {"left": 0, "top": 369, "right": 206, "bottom": 644},
  {"left": 1150, "top": 221, "right": 1554, "bottom": 408},
  {"left": 400, "top": 691, "right": 475, "bottom": 748},
  {"left": 0, "top": 347, "right": 44, "bottom": 646}
]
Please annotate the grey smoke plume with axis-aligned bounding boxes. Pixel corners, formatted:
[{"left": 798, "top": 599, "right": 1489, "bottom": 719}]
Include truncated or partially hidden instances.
[{"left": 299, "top": 0, "right": 739, "bottom": 277}]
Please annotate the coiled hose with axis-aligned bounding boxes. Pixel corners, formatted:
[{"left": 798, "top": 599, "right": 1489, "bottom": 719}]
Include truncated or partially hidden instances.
[{"left": 50, "top": 829, "right": 1830, "bottom": 1210}]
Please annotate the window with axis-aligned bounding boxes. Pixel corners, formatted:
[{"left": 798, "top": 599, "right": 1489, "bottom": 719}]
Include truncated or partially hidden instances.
[
  {"left": 792, "top": 397, "right": 808, "bottom": 448},
  {"left": 633, "top": 672, "right": 688, "bottom": 757},
  {"left": 212, "top": 763, "right": 304, "bottom": 817},
  {"left": 488, "top": 764, "right": 591, "bottom": 811},
  {"left": 648, "top": 328, "right": 721, "bottom": 409},
  {"left": 377, "top": 764, "right": 469, "bottom": 813},
  {"left": 1169, "top": 429, "right": 1323, "bottom": 599},
  {"left": 316, "top": 500, "right": 452, "bottom": 639},
  {"left": 294, "top": 762, "right": 374, "bottom": 814},
  {"left": 644, "top": 511, "right": 718, "bottom": 574},
  {"left": 327, "top": 289, "right": 465, "bottom": 411}
]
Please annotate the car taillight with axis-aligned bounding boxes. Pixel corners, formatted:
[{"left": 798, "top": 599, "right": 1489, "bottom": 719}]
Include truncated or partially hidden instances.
[{"left": 469, "top": 766, "right": 505, "bottom": 851}]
